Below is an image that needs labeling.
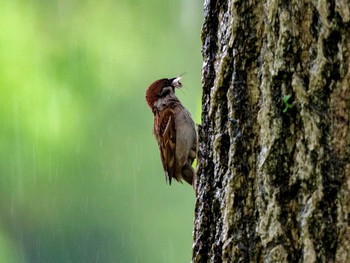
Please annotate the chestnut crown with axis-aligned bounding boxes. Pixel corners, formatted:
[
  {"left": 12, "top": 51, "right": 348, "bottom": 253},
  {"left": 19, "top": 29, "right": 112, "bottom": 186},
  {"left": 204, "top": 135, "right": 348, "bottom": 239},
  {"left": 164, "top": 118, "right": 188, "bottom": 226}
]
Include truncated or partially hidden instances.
[{"left": 145, "top": 77, "right": 182, "bottom": 108}]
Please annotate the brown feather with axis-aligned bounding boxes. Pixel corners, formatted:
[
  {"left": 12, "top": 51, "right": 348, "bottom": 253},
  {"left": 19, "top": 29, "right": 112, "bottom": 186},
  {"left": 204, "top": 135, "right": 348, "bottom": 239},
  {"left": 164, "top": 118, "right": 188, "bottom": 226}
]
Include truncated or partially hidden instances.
[
  {"left": 145, "top": 78, "right": 169, "bottom": 109},
  {"left": 154, "top": 109, "right": 177, "bottom": 184}
]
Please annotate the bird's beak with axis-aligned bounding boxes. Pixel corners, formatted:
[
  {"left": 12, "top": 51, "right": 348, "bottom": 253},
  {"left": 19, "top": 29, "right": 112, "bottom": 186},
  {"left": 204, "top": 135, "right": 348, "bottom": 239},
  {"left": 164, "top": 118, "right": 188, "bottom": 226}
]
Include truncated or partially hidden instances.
[{"left": 171, "top": 77, "right": 182, "bottom": 88}]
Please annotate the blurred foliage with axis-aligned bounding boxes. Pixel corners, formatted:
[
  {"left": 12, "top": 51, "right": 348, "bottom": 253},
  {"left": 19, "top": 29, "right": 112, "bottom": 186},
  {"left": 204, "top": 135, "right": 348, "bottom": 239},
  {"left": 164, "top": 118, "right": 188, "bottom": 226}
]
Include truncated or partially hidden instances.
[{"left": 0, "top": 0, "right": 203, "bottom": 262}]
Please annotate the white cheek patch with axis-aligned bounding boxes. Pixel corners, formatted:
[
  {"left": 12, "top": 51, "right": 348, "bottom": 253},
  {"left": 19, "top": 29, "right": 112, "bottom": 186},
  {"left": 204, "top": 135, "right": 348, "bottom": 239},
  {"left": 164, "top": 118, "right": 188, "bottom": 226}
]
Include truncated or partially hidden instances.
[
  {"left": 154, "top": 97, "right": 167, "bottom": 111},
  {"left": 172, "top": 77, "right": 182, "bottom": 88},
  {"left": 154, "top": 100, "right": 162, "bottom": 109}
]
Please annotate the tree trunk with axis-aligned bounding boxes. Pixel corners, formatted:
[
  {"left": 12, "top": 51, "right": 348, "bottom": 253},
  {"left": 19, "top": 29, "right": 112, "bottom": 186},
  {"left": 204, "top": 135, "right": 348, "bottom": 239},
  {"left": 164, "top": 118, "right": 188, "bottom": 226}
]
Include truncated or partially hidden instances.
[{"left": 193, "top": 0, "right": 350, "bottom": 262}]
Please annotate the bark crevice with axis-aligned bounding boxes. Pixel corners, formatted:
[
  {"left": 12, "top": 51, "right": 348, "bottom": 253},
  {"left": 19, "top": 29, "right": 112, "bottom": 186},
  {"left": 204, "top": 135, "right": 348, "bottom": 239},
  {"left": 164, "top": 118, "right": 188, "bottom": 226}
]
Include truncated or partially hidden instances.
[{"left": 193, "top": 1, "right": 350, "bottom": 262}]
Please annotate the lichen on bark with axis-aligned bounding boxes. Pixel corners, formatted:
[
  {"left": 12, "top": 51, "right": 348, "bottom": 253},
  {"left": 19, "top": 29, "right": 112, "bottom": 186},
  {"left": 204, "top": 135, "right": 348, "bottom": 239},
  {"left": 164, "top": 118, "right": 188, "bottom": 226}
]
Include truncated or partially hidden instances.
[{"left": 193, "top": 0, "right": 350, "bottom": 262}]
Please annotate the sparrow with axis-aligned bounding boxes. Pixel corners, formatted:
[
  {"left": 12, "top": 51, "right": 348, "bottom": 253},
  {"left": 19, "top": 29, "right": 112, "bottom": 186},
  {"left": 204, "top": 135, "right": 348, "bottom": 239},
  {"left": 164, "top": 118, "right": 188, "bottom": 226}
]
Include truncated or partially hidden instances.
[{"left": 146, "top": 77, "right": 197, "bottom": 186}]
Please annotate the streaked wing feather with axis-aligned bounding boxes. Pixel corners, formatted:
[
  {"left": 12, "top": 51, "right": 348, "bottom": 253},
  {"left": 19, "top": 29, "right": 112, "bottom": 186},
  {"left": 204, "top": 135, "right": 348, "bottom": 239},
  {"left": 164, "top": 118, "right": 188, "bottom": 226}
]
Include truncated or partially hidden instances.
[{"left": 158, "top": 110, "right": 176, "bottom": 184}]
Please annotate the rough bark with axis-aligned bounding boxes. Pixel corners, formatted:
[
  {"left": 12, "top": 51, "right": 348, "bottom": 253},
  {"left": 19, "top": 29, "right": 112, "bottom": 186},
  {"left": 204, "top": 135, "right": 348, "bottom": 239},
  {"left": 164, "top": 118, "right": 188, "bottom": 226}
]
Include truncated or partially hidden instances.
[{"left": 193, "top": 0, "right": 350, "bottom": 262}]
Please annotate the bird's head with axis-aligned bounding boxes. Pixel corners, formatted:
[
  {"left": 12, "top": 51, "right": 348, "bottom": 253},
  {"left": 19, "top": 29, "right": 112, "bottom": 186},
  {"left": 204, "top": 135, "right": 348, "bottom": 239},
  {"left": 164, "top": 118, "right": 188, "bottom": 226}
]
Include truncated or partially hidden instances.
[{"left": 145, "top": 77, "right": 182, "bottom": 109}]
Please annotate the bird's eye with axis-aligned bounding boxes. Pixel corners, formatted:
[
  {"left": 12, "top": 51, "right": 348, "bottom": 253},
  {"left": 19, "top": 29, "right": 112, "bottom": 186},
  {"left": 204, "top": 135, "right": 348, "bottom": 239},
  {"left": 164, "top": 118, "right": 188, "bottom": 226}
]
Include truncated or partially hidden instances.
[{"left": 159, "top": 88, "right": 170, "bottom": 97}]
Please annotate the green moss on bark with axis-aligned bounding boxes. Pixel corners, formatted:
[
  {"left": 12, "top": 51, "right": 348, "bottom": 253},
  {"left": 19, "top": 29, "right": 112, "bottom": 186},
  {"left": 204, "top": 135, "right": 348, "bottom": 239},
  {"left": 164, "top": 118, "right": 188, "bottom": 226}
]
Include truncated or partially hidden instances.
[{"left": 193, "top": 0, "right": 350, "bottom": 262}]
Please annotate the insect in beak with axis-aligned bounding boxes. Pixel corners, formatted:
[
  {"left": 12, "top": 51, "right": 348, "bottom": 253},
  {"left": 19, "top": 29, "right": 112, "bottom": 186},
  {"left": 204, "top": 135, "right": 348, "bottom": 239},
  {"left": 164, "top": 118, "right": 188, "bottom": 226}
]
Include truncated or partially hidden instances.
[{"left": 171, "top": 77, "right": 182, "bottom": 88}]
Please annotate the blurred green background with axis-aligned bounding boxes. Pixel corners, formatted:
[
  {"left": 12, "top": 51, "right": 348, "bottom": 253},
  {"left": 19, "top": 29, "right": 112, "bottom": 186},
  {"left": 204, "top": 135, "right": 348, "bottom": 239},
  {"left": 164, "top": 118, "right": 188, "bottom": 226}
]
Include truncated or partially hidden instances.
[{"left": 0, "top": 0, "right": 202, "bottom": 262}]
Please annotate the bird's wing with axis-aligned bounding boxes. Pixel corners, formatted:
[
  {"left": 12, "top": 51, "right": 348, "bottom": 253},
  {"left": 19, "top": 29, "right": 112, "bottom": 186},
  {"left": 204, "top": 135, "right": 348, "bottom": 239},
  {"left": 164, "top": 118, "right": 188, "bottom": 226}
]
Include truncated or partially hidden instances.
[{"left": 157, "top": 109, "right": 176, "bottom": 184}]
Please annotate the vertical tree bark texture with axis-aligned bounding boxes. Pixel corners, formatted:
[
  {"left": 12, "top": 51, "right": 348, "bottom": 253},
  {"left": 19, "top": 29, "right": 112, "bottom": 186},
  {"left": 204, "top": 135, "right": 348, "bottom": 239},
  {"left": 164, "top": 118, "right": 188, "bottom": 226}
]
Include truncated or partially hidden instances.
[{"left": 193, "top": 0, "right": 350, "bottom": 262}]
